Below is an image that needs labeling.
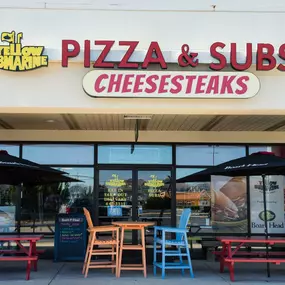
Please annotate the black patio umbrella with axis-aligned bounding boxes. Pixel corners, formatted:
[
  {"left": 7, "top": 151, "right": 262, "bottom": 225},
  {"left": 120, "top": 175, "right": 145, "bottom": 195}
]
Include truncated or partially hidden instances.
[
  {"left": 0, "top": 150, "right": 68, "bottom": 185},
  {"left": 177, "top": 151, "right": 285, "bottom": 277}
]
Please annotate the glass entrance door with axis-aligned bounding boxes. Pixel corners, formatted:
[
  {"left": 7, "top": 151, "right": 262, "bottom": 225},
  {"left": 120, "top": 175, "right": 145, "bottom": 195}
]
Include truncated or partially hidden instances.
[
  {"left": 98, "top": 169, "right": 171, "bottom": 244},
  {"left": 137, "top": 170, "right": 172, "bottom": 245}
]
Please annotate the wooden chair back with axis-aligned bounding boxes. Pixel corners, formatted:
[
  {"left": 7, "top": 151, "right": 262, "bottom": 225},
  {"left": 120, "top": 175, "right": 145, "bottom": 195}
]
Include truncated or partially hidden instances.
[{"left": 83, "top": 207, "right": 94, "bottom": 229}]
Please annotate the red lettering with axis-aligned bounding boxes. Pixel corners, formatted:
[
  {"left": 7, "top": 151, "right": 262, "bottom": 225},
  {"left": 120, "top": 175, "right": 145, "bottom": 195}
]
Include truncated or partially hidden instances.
[
  {"left": 195, "top": 76, "right": 208, "bottom": 93},
  {"left": 94, "top": 74, "right": 108, "bottom": 93},
  {"left": 133, "top": 74, "right": 146, "bottom": 93},
  {"left": 230, "top": 43, "right": 252, "bottom": 71},
  {"left": 62, "top": 40, "right": 80, "bottom": 67},
  {"left": 84, "top": 40, "right": 91, "bottom": 68},
  {"left": 170, "top": 75, "right": 183, "bottom": 94},
  {"left": 118, "top": 41, "right": 139, "bottom": 68},
  {"left": 185, "top": 76, "right": 196, "bottom": 93},
  {"left": 277, "top": 44, "right": 285, "bottom": 71},
  {"left": 94, "top": 40, "right": 115, "bottom": 68},
  {"left": 220, "top": 76, "right": 236, "bottom": 94},
  {"left": 206, "top": 76, "right": 219, "bottom": 94},
  {"left": 145, "top": 75, "right": 159, "bottom": 93},
  {"left": 142, "top": 42, "right": 167, "bottom": 69},
  {"left": 107, "top": 74, "right": 123, "bottom": 93},
  {"left": 209, "top": 42, "right": 226, "bottom": 71},
  {"left": 235, "top": 76, "right": 249, "bottom": 95},
  {"left": 256, "top": 43, "right": 276, "bottom": 71},
  {"left": 122, "top": 74, "right": 135, "bottom": 93},
  {"left": 158, "top": 75, "right": 171, "bottom": 93}
]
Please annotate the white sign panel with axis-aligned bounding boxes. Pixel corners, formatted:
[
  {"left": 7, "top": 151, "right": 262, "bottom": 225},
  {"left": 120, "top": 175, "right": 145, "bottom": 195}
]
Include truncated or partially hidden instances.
[
  {"left": 250, "top": 176, "right": 285, "bottom": 234},
  {"left": 83, "top": 70, "right": 260, "bottom": 99}
]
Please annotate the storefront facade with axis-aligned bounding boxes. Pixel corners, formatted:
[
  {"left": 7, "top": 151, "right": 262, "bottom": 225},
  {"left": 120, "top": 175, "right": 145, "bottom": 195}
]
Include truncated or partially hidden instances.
[{"left": 1, "top": 0, "right": 285, "bottom": 256}]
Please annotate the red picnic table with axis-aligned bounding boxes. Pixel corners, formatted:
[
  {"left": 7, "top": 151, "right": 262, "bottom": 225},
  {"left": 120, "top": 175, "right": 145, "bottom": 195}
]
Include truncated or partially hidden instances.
[
  {"left": 216, "top": 237, "right": 285, "bottom": 282},
  {"left": 0, "top": 235, "right": 44, "bottom": 280}
]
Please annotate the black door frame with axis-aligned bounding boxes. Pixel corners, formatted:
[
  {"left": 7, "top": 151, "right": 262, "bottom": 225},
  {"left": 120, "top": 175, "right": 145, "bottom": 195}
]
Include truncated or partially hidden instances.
[{"left": 95, "top": 165, "right": 174, "bottom": 229}]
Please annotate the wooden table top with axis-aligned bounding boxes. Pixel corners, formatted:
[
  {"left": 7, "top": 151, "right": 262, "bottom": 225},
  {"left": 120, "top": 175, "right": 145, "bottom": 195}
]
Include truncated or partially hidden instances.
[
  {"left": 0, "top": 235, "right": 44, "bottom": 241},
  {"left": 112, "top": 221, "right": 155, "bottom": 227},
  {"left": 217, "top": 237, "right": 285, "bottom": 244}
]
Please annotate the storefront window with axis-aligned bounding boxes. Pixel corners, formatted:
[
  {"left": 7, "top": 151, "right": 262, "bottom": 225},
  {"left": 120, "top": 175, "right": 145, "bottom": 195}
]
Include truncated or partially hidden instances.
[
  {"left": 176, "top": 169, "right": 248, "bottom": 234},
  {"left": 249, "top": 145, "right": 285, "bottom": 158},
  {"left": 0, "top": 185, "right": 16, "bottom": 233},
  {"left": 0, "top": 144, "right": 20, "bottom": 157},
  {"left": 98, "top": 170, "right": 132, "bottom": 228},
  {"left": 98, "top": 145, "right": 172, "bottom": 164},
  {"left": 176, "top": 168, "right": 210, "bottom": 226},
  {"left": 20, "top": 167, "right": 94, "bottom": 234},
  {"left": 22, "top": 144, "right": 94, "bottom": 165},
  {"left": 176, "top": 145, "right": 246, "bottom": 166}
]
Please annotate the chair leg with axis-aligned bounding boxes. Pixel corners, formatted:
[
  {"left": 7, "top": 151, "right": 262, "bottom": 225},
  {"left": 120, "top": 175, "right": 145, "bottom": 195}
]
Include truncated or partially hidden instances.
[
  {"left": 184, "top": 233, "right": 194, "bottom": 278},
  {"left": 111, "top": 230, "right": 115, "bottom": 274},
  {"left": 141, "top": 227, "right": 147, "bottom": 278},
  {"left": 178, "top": 246, "right": 185, "bottom": 276},
  {"left": 82, "top": 235, "right": 91, "bottom": 274},
  {"left": 117, "top": 227, "right": 125, "bottom": 278},
  {"left": 85, "top": 232, "right": 96, "bottom": 278},
  {"left": 115, "top": 228, "right": 120, "bottom": 278},
  {"left": 153, "top": 231, "right": 157, "bottom": 276},
  {"left": 161, "top": 231, "right": 165, "bottom": 279}
]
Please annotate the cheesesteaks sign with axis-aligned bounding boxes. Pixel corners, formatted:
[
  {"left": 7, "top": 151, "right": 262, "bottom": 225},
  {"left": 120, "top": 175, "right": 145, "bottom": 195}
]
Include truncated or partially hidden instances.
[
  {"left": 61, "top": 40, "right": 267, "bottom": 99},
  {"left": 82, "top": 70, "right": 259, "bottom": 99}
]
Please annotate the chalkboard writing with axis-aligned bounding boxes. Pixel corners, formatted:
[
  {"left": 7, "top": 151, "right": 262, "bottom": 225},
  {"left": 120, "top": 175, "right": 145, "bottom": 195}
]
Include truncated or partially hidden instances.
[{"left": 54, "top": 214, "right": 87, "bottom": 261}]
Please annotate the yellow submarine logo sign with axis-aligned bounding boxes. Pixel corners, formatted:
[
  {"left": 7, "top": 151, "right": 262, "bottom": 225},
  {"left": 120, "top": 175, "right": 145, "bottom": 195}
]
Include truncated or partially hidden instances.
[
  {"left": 145, "top": 175, "right": 165, "bottom": 188},
  {"left": 105, "top": 174, "right": 126, "bottom": 188},
  {"left": 0, "top": 31, "right": 48, "bottom": 71}
]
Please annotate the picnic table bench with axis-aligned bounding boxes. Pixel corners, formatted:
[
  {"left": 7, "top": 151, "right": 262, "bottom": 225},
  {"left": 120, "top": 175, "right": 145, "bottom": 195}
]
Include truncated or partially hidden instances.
[
  {"left": 215, "top": 237, "right": 285, "bottom": 282},
  {"left": 0, "top": 234, "right": 44, "bottom": 280}
]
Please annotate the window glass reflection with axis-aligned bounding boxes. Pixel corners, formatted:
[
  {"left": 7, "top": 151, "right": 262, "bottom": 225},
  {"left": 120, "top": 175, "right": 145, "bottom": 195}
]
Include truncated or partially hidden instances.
[
  {"left": 98, "top": 145, "right": 172, "bottom": 164},
  {"left": 176, "top": 168, "right": 210, "bottom": 226},
  {"left": 249, "top": 145, "right": 285, "bottom": 158},
  {"left": 99, "top": 170, "right": 132, "bottom": 228},
  {"left": 176, "top": 169, "right": 248, "bottom": 234},
  {"left": 138, "top": 171, "right": 171, "bottom": 245},
  {"left": 176, "top": 146, "right": 213, "bottom": 166},
  {"left": 213, "top": 146, "right": 246, "bottom": 165},
  {"left": 176, "top": 145, "right": 246, "bottom": 166},
  {"left": 0, "top": 144, "right": 19, "bottom": 157},
  {"left": 20, "top": 167, "right": 94, "bottom": 234},
  {"left": 22, "top": 144, "right": 94, "bottom": 165}
]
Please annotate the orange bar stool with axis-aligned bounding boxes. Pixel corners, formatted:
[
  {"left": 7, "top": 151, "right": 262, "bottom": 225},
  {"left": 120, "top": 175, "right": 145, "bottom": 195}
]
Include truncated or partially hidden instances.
[
  {"left": 112, "top": 221, "right": 154, "bottom": 278},
  {"left": 82, "top": 207, "right": 120, "bottom": 278}
]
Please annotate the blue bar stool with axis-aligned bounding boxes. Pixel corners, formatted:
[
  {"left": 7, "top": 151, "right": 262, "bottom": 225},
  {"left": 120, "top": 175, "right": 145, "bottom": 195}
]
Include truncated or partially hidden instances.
[{"left": 153, "top": 208, "right": 194, "bottom": 279}]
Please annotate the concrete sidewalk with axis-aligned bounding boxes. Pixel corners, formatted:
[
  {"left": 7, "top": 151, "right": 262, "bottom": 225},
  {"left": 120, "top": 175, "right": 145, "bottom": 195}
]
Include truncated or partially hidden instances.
[{"left": 0, "top": 260, "right": 285, "bottom": 285}]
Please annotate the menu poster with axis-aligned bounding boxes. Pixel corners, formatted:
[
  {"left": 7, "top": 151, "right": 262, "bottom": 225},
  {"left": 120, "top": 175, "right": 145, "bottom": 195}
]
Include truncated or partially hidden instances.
[
  {"left": 250, "top": 176, "right": 285, "bottom": 234},
  {"left": 211, "top": 175, "right": 247, "bottom": 233},
  {"left": 54, "top": 214, "right": 87, "bottom": 261}
]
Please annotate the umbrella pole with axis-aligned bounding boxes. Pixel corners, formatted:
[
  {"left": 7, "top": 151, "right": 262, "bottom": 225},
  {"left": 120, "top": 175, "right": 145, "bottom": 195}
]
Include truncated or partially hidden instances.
[{"left": 262, "top": 174, "right": 270, "bottom": 278}]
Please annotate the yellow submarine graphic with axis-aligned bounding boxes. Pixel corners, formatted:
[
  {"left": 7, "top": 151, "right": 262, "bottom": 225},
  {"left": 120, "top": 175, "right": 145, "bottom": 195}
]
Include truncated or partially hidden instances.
[
  {"left": 105, "top": 174, "right": 126, "bottom": 188},
  {"left": 0, "top": 31, "right": 48, "bottom": 71},
  {"left": 145, "top": 175, "right": 165, "bottom": 188}
]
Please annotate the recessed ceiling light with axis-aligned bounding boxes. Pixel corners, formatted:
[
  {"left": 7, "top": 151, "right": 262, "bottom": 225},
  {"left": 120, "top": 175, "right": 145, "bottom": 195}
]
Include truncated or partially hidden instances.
[{"left": 45, "top": 119, "right": 55, "bottom": 123}]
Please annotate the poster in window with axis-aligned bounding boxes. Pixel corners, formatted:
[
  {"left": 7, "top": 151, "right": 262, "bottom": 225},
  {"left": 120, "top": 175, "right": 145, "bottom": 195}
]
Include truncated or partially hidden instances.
[
  {"left": 250, "top": 176, "right": 285, "bottom": 234},
  {"left": 211, "top": 176, "right": 247, "bottom": 233},
  {"left": 0, "top": 206, "right": 15, "bottom": 233}
]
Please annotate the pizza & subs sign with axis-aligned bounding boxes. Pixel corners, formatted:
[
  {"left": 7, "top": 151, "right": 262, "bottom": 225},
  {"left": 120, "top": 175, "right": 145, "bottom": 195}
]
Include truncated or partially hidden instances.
[{"left": 61, "top": 40, "right": 270, "bottom": 99}]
